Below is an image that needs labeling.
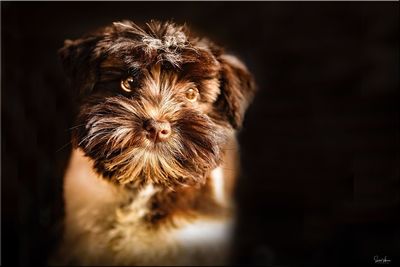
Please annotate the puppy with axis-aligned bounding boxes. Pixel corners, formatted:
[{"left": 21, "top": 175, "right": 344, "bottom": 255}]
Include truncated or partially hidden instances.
[{"left": 54, "top": 20, "right": 255, "bottom": 266}]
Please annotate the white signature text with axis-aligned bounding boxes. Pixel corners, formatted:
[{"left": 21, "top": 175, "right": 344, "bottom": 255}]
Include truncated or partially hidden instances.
[{"left": 374, "top": 255, "right": 391, "bottom": 264}]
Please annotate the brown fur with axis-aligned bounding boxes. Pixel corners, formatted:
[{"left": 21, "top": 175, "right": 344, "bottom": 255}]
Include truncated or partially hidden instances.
[
  {"left": 54, "top": 20, "right": 256, "bottom": 265},
  {"left": 144, "top": 177, "right": 229, "bottom": 227}
]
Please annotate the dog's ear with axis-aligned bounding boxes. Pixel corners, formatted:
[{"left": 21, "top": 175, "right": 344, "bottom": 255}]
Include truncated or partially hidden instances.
[
  {"left": 58, "top": 35, "right": 102, "bottom": 97},
  {"left": 216, "top": 54, "right": 256, "bottom": 129}
]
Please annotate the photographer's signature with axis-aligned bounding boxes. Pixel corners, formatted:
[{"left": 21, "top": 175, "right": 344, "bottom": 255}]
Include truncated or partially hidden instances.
[{"left": 374, "top": 255, "right": 391, "bottom": 264}]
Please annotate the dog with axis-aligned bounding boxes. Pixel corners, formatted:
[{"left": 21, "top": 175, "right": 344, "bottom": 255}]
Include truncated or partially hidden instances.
[{"left": 54, "top": 20, "right": 255, "bottom": 266}]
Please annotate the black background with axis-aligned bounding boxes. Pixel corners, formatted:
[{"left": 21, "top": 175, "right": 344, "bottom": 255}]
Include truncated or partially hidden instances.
[{"left": 1, "top": 1, "right": 399, "bottom": 266}]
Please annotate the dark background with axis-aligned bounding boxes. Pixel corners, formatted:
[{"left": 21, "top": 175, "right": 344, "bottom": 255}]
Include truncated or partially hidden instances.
[{"left": 1, "top": 1, "right": 399, "bottom": 266}]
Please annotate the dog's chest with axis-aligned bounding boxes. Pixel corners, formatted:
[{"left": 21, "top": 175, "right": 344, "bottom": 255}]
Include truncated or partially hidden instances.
[
  {"left": 111, "top": 217, "right": 233, "bottom": 265},
  {"left": 61, "top": 149, "right": 236, "bottom": 265},
  {"left": 106, "top": 184, "right": 234, "bottom": 265},
  {"left": 109, "top": 214, "right": 234, "bottom": 265}
]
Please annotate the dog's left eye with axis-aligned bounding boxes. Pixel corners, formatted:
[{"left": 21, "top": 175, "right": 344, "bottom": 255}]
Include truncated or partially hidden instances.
[
  {"left": 121, "top": 76, "right": 134, "bottom": 92},
  {"left": 185, "top": 88, "right": 199, "bottom": 102}
]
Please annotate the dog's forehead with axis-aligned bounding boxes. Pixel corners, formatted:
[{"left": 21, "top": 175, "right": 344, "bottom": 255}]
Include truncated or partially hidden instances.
[
  {"left": 97, "top": 21, "right": 221, "bottom": 74},
  {"left": 99, "top": 46, "right": 221, "bottom": 84},
  {"left": 101, "top": 43, "right": 219, "bottom": 73}
]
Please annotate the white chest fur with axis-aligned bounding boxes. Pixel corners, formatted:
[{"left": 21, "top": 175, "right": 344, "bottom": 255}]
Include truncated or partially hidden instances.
[
  {"left": 173, "top": 218, "right": 234, "bottom": 265},
  {"left": 176, "top": 218, "right": 233, "bottom": 245}
]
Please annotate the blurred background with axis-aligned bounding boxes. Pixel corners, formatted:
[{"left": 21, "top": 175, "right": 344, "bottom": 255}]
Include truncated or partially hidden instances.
[{"left": 2, "top": 1, "right": 399, "bottom": 266}]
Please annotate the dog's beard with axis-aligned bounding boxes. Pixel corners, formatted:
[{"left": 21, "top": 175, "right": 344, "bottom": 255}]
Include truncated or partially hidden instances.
[{"left": 74, "top": 95, "right": 229, "bottom": 188}]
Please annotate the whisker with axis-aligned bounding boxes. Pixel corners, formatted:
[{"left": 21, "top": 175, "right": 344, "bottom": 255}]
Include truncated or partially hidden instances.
[
  {"left": 67, "top": 124, "right": 86, "bottom": 131},
  {"left": 56, "top": 140, "right": 72, "bottom": 153}
]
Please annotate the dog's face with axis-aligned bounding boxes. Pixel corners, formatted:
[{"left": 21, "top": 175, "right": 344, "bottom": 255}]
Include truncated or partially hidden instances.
[{"left": 59, "top": 20, "right": 255, "bottom": 188}]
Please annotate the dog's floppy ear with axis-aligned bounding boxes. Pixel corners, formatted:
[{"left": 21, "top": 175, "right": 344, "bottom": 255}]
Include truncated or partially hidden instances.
[
  {"left": 216, "top": 54, "right": 256, "bottom": 129},
  {"left": 58, "top": 35, "right": 102, "bottom": 97}
]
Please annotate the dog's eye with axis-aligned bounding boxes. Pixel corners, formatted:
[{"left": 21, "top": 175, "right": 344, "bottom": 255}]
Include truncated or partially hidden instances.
[
  {"left": 121, "top": 76, "right": 134, "bottom": 92},
  {"left": 185, "top": 88, "right": 198, "bottom": 102}
]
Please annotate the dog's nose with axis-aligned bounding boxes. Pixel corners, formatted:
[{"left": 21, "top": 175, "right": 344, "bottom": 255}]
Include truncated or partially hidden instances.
[{"left": 143, "top": 119, "right": 171, "bottom": 142}]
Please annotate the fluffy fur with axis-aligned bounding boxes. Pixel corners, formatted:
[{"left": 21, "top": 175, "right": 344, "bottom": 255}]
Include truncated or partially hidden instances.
[{"left": 54, "top": 20, "right": 255, "bottom": 266}]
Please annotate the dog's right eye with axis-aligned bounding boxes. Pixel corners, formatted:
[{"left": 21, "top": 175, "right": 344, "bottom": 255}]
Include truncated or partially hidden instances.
[
  {"left": 121, "top": 76, "right": 134, "bottom": 92},
  {"left": 185, "top": 88, "right": 199, "bottom": 102}
]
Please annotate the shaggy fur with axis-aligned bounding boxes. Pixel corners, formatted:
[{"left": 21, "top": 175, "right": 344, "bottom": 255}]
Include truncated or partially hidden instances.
[{"left": 54, "top": 20, "right": 255, "bottom": 266}]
